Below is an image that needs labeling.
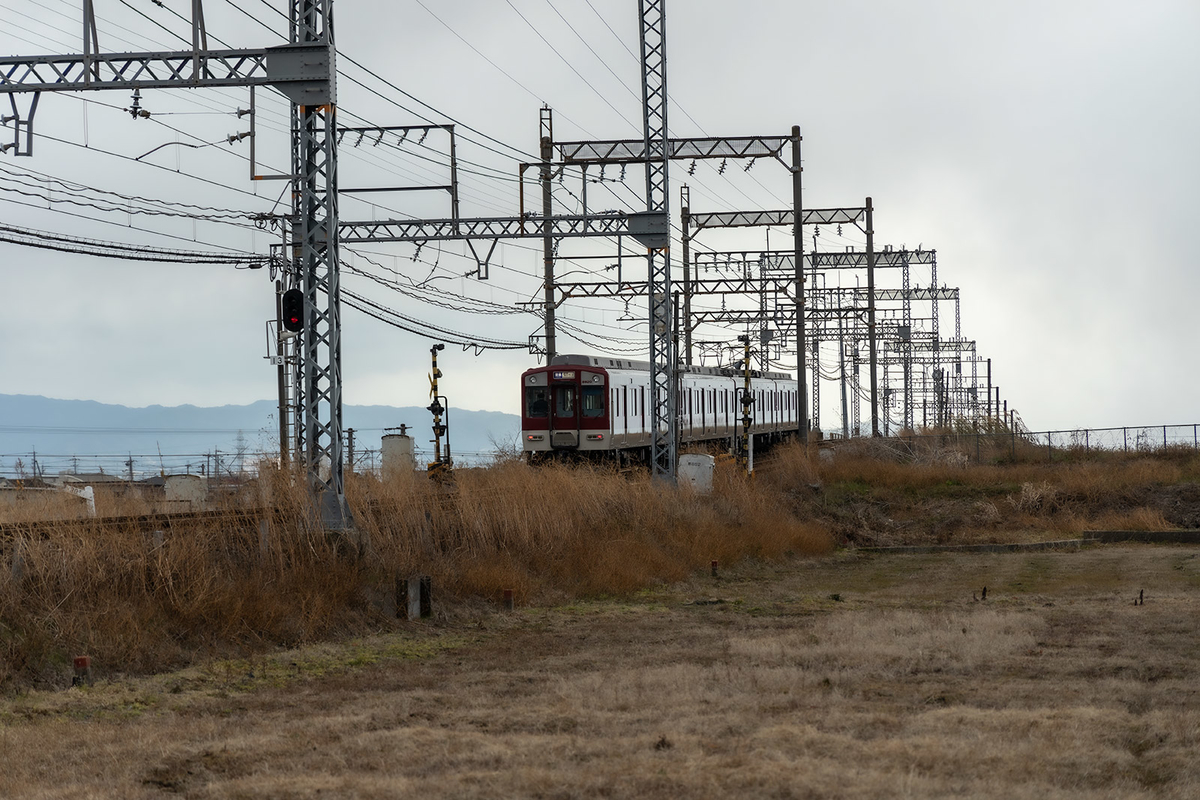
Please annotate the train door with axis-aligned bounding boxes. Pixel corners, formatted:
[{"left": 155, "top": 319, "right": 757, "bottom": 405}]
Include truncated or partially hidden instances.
[
  {"left": 550, "top": 380, "right": 579, "bottom": 449},
  {"left": 624, "top": 383, "right": 633, "bottom": 441}
]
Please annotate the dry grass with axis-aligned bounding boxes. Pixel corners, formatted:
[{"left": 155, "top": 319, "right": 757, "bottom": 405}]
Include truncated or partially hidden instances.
[
  {"left": 2, "top": 440, "right": 1197, "bottom": 691},
  {"left": 0, "top": 458, "right": 831, "bottom": 690},
  {"left": 1, "top": 546, "right": 1198, "bottom": 798},
  {"left": 763, "top": 441, "right": 1200, "bottom": 546}
]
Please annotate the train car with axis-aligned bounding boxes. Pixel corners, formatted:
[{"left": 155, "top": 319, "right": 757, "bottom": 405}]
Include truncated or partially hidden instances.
[{"left": 521, "top": 354, "right": 798, "bottom": 461}]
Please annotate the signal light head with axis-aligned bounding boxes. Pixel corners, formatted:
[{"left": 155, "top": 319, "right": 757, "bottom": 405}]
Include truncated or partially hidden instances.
[{"left": 281, "top": 288, "right": 305, "bottom": 333}]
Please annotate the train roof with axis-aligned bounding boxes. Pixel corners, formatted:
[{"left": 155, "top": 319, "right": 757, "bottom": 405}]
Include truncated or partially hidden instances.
[{"left": 548, "top": 353, "right": 792, "bottom": 381}]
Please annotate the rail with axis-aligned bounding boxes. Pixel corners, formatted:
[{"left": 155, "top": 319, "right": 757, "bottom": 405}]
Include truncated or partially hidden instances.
[{"left": 0, "top": 507, "right": 267, "bottom": 541}]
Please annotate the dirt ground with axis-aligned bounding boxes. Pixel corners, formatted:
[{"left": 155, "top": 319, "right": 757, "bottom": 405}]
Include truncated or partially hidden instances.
[{"left": 2, "top": 543, "right": 1199, "bottom": 799}]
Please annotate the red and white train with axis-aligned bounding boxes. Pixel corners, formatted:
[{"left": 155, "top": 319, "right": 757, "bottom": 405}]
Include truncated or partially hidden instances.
[{"left": 521, "top": 354, "right": 799, "bottom": 460}]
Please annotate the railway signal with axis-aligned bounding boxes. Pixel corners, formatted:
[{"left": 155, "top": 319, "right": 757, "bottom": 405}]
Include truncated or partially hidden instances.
[
  {"left": 427, "top": 344, "right": 452, "bottom": 480},
  {"left": 738, "top": 335, "right": 755, "bottom": 475},
  {"left": 281, "top": 288, "right": 305, "bottom": 333}
]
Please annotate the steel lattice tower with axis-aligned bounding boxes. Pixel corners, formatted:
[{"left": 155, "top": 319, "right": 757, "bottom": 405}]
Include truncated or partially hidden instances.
[
  {"left": 0, "top": 1, "right": 347, "bottom": 525},
  {"left": 638, "top": 0, "right": 676, "bottom": 479},
  {"left": 290, "top": 0, "right": 348, "bottom": 526}
]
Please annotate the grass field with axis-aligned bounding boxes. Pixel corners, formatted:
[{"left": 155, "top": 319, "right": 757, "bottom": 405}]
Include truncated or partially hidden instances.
[{"left": 2, "top": 544, "right": 1198, "bottom": 798}]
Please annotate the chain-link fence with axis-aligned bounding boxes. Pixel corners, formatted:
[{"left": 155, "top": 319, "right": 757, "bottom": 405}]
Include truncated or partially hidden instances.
[{"left": 830, "top": 424, "right": 1200, "bottom": 463}]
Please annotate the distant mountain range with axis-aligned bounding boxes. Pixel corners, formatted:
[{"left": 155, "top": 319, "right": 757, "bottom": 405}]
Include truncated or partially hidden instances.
[{"left": 0, "top": 394, "right": 520, "bottom": 478}]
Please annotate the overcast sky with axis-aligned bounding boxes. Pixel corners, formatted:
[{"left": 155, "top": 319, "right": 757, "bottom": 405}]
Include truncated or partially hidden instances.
[{"left": 1, "top": 0, "right": 1197, "bottom": 439}]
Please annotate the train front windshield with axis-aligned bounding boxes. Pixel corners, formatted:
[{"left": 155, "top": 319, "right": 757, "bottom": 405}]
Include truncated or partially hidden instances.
[{"left": 525, "top": 387, "right": 549, "bottom": 418}]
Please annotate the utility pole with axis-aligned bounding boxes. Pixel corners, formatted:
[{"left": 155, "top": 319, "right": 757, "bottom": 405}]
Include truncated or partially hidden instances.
[
  {"left": 639, "top": 0, "right": 675, "bottom": 481},
  {"left": 986, "top": 358, "right": 993, "bottom": 422},
  {"left": 275, "top": 280, "right": 290, "bottom": 469},
  {"left": 540, "top": 106, "right": 556, "bottom": 361},
  {"left": 865, "top": 197, "right": 879, "bottom": 436},
  {"left": 346, "top": 428, "right": 355, "bottom": 474},
  {"left": 839, "top": 313, "right": 849, "bottom": 438},
  {"left": 681, "top": 184, "right": 692, "bottom": 366},
  {"left": 792, "top": 125, "right": 806, "bottom": 442}
]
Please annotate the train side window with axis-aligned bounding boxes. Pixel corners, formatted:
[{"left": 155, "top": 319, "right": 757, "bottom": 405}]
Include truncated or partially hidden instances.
[
  {"left": 640, "top": 386, "right": 645, "bottom": 428},
  {"left": 623, "top": 386, "right": 629, "bottom": 425},
  {"left": 525, "top": 387, "right": 549, "bottom": 418}
]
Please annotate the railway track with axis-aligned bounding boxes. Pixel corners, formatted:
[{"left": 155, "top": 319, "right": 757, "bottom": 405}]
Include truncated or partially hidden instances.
[{"left": 0, "top": 507, "right": 268, "bottom": 540}]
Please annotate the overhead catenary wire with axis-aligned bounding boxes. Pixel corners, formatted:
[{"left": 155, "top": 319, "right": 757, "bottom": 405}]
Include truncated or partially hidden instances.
[
  {"left": 0, "top": 222, "right": 262, "bottom": 264},
  {"left": 341, "top": 288, "right": 529, "bottom": 351},
  {"left": 3, "top": 2, "right": 774, "bottom": 367}
]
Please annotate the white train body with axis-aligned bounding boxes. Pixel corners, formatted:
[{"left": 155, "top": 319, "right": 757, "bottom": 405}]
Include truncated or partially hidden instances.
[{"left": 521, "top": 354, "right": 798, "bottom": 458}]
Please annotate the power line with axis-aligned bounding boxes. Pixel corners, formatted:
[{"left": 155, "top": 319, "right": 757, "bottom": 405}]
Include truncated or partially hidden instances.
[
  {"left": 503, "top": 0, "right": 638, "bottom": 135},
  {"left": 0, "top": 222, "right": 261, "bottom": 264}
]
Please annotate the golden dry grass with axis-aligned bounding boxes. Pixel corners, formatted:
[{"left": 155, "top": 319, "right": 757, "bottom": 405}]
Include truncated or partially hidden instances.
[
  {"left": 1, "top": 545, "right": 1198, "bottom": 798},
  {"left": 0, "top": 458, "right": 832, "bottom": 689},
  {"left": 2, "top": 442, "right": 1197, "bottom": 691},
  {"left": 768, "top": 442, "right": 1200, "bottom": 546}
]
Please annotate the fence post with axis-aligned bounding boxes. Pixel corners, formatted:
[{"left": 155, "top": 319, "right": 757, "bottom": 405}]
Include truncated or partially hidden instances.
[
  {"left": 1163, "top": 425, "right": 1168, "bottom": 450},
  {"left": 1047, "top": 432, "right": 1052, "bottom": 463},
  {"left": 1194, "top": 424, "right": 1197, "bottom": 451},
  {"left": 1085, "top": 429, "right": 1089, "bottom": 453},
  {"left": 1123, "top": 427, "right": 1128, "bottom": 453}
]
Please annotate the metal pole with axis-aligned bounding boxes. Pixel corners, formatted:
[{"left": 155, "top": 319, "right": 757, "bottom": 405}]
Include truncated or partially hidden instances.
[
  {"left": 639, "top": 0, "right": 675, "bottom": 481},
  {"left": 986, "top": 358, "right": 992, "bottom": 422},
  {"left": 448, "top": 125, "right": 460, "bottom": 225},
  {"left": 839, "top": 313, "right": 848, "bottom": 438},
  {"left": 681, "top": 184, "right": 692, "bottom": 366},
  {"left": 865, "top": 197, "right": 879, "bottom": 436},
  {"left": 540, "top": 106, "right": 556, "bottom": 361},
  {"left": 291, "top": 0, "right": 349, "bottom": 528},
  {"left": 738, "top": 334, "right": 752, "bottom": 474},
  {"left": 275, "top": 280, "right": 289, "bottom": 470},
  {"left": 792, "top": 125, "right": 806, "bottom": 442}
]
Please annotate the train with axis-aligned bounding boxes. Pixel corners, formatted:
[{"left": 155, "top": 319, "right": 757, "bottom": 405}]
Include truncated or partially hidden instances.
[{"left": 520, "top": 354, "right": 799, "bottom": 461}]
